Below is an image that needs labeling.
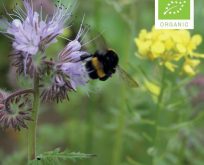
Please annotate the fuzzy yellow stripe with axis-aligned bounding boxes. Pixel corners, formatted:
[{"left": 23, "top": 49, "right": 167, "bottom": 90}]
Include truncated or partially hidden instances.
[{"left": 92, "top": 57, "right": 106, "bottom": 78}]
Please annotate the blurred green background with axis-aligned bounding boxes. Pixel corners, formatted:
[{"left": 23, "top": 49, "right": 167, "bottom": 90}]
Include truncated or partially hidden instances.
[{"left": 1, "top": 0, "right": 204, "bottom": 165}]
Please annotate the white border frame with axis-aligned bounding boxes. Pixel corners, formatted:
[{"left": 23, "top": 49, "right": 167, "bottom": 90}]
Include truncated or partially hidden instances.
[{"left": 155, "top": 0, "right": 194, "bottom": 29}]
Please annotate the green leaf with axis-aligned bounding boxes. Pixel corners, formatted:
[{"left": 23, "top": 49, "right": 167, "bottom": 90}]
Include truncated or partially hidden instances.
[
  {"left": 28, "top": 148, "right": 96, "bottom": 165},
  {"left": 126, "top": 156, "right": 143, "bottom": 165}
]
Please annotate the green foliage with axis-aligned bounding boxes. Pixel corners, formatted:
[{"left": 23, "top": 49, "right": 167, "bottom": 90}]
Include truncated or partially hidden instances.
[
  {"left": 2, "top": 150, "right": 26, "bottom": 165},
  {"left": 29, "top": 148, "right": 96, "bottom": 165}
]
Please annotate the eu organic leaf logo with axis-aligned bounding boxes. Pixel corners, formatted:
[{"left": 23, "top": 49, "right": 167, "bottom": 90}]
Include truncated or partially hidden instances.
[{"left": 163, "top": 0, "right": 187, "bottom": 16}]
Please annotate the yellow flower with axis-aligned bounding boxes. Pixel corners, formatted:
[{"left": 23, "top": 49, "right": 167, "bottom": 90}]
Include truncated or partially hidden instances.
[
  {"left": 144, "top": 80, "right": 160, "bottom": 96},
  {"left": 182, "top": 58, "right": 200, "bottom": 76},
  {"left": 135, "top": 39, "right": 151, "bottom": 56},
  {"left": 164, "top": 62, "right": 177, "bottom": 72},
  {"left": 164, "top": 38, "right": 174, "bottom": 50},
  {"left": 135, "top": 27, "right": 204, "bottom": 76},
  {"left": 151, "top": 42, "right": 165, "bottom": 58},
  {"left": 188, "top": 35, "right": 202, "bottom": 51},
  {"left": 176, "top": 44, "right": 186, "bottom": 54},
  {"left": 138, "top": 29, "right": 148, "bottom": 40},
  {"left": 172, "top": 30, "right": 190, "bottom": 45},
  {"left": 191, "top": 35, "right": 202, "bottom": 46}
]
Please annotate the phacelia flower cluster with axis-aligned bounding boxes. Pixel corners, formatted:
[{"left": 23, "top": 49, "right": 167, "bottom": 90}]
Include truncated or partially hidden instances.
[
  {"left": 0, "top": 0, "right": 89, "bottom": 97},
  {"left": 41, "top": 27, "right": 89, "bottom": 102},
  {"left": 0, "top": 0, "right": 73, "bottom": 75},
  {"left": 0, "top": 0, "right": 90, "bottom": 129},
  {"left": 5, "top": 0, "right": 71, "bottom": 54},
  {"left": 135, "top": 27, "right": 204, "bottom": 76}
]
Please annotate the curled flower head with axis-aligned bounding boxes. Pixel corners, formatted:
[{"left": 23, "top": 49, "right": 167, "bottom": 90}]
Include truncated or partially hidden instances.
[
  {"left": 0, "top": 89, "right": 33, "bottom": 131},
  {"left": 40, "top": 25, "right": 89, "bottom": 102},
  {"left": 135, "top": 27, "right": 204, "bottom": 76},
  {"left": 0, "top": 90, "right": 9, "bottom": 110}
]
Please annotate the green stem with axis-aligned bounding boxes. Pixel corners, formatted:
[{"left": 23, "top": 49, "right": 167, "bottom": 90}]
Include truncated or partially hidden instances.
[
  {"left": 152, "top": 67, "right": 166, "bottom": 165},
  {"left": 28, "top": 71, "right": 40, "bottom": 161},
  {"left": 178, "top": 137, "right": 186, "bottom": 165},
  {"left": 85, "top": 100, "right": 94, "bottom": 165},
  {"left": 111, "top": 100, "right": 126, "bottom": 165},
  {"left": 111, "top": 5, "right": 138, "bottom": 163},
  {"left": 156, "top": 68, "right": 166, "bottom": 114}
]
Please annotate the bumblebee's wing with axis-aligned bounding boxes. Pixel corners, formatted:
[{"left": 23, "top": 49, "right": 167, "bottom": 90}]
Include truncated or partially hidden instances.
[
  {"left": 117, "top": 66, "right": 139, "bottom": 88},
  {"left": 82, "top": 29, "right": 108, "bottom": 54}
]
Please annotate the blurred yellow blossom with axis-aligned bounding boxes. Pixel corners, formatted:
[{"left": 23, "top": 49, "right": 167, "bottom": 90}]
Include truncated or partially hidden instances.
[
  {"left": 135, "top": 27, "right": 204, "bottom": 76},
  {"left": 183, "top": 58, "right": 200, "bottom": 76},
  {"left": 144, "top": 80, "right": 160, "bottom": 96}
]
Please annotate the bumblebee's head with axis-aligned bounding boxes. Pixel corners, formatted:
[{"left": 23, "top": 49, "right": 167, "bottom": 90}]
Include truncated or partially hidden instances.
[{"left": 106, "top": 50, "right": 119, "bottom": 67}]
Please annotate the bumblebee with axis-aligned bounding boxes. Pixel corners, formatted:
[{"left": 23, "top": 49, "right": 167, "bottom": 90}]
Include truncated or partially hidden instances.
[
  {"left": 81, "top": 49, "right": 118, "bottom": 81},
  {"left": 80, "top": 49, "right": 139, "bottom": 87},
  {"left": 78, "top": 30, "right": 139, "bottom": 87}
]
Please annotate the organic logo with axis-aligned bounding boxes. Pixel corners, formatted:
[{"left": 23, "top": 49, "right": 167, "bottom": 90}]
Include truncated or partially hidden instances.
[
  {"left": 155, "top": 0, "right": 194, "bottom": 29},
  {"left": 158, "top": 0, "right": 190, "bottom": 20}
]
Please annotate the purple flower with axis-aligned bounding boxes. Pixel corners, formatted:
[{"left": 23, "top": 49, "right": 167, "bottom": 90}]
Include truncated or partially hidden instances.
[
  {"left": 41, "top": 25, "right": 89, "bottom": 102},
  {"left": 58, "top": 40, "right": 87, "bottom": 62},
  {"left": 7, "top": 15, "right": 41, "bottom": 55},
  {"left": 60, "top": 62, "right": 88, "bottom": 90},
  {"left": 57, "top": 25, "right": 89, "bottom": 90},
  {"left": 1, "top": 1, "right": 91, "bottom": 103},
  {"left": 1, "top": 0, "right": 71, "bottom": 52},
  {"left": 0, "top": 0, "right": 72, "bottom": 74},
  {"left": 10, "top": 50, "right": 34, "bottom": 75},
  {"left": 58, "top": 20, "right": 89, "bottom": 63}
]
